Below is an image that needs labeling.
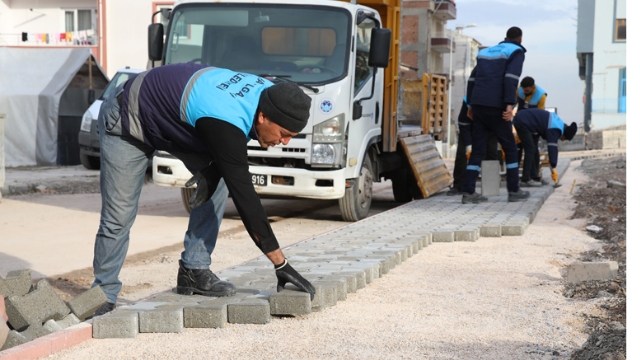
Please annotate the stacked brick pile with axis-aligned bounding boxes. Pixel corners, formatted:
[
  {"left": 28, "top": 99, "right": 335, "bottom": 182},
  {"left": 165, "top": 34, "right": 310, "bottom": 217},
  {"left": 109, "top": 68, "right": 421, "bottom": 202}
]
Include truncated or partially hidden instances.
[{"left": 0, "top": 270, "right": 108, "bottom": 350}]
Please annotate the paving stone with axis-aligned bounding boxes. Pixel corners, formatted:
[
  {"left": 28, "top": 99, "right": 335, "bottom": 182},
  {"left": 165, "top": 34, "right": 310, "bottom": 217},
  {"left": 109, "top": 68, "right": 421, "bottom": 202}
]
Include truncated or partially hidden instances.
[
  {"left": 56, "top": 313, "right": 81, "bottom": 329},
  {"left": 501, "top": 218, "right": 529, "bottom": 236},
  {"left": 22, "top": 323, "right": 54, "bottom": 341},
  {"left": 43, "top": 318, "right": 63, "bottom": 333},
  {"left": 333, "top": 273, "right": 358, "bottom": 293},
  {"left": 92, "top": 310, "right": 139, "bottom": 339},
  {"left": 480, "top": 223, "right": 502, "bottom": 237},
  {"left": 269, "top": 289, "right": 312, "bottom": 316},
  {"left": 481, "top": 160, "right": 501, "bottom": 196},
  {"left": 0, "top": 330, "right": 27, "bottom": 351},
  {"left": 139, "top": 304, "right": 183, "bottom": 333},
  {"left": 313, "top": 281, "right": 338, "bottom": 308},
  {"left": 347, "top": 264, "right": 376, "bottom": 284},
  {"left": 67, "top": 286, "right": 108, "bottom": 320},
  {"left": 567, "top": 261, "right": 619, "bottom": 283},
  {"left": 5, "top": 279, "right": 70, "bottom": 330},
  {"left": 341, "top": 270, "right": 366, "bottom": 290},
  {"left": 318, "top": 279, "right": 347, "bottom": 302},
  {"left": 228, "top": 298, "right": 271, "bottom": 324},
  {"left": 144, "top": 291, "right": 204, "bottom": 304},
  {"left": 432, "top": 230, "right": 454, "bottom": 242},
  {"left": 183, "top": 297, "right": 237, "bottom": 328},
  {"left": 0, "top": 269, "right": 31, "bottom": 298},
  {"left": 454, "top": 228, "right": 479, "bottom": 242}
]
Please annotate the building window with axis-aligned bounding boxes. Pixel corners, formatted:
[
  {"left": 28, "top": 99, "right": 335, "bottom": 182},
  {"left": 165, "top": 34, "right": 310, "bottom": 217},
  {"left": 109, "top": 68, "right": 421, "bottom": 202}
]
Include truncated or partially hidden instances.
[
  {"left": 615, "top": 19, "right": 626, "bottom": 41},
  {"left": 78, "top": 10, "right": 92, "bottom": 31},
  {"left": 65, "top": 11, "right": 74, "bottom": 32}
]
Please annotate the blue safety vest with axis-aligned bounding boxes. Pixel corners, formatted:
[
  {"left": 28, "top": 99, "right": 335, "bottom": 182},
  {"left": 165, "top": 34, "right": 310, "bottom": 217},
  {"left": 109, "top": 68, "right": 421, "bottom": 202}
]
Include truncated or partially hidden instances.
[{"left": 517, "top": 85, "right": 546, "bottom": 109}]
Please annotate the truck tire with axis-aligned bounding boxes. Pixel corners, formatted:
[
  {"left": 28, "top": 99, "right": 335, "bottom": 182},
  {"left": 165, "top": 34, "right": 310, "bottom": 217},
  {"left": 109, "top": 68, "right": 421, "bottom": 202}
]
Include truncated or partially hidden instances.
[
  {"left": 339, "top": 154, "right": 373, "bottom": 222},
  {"left": 80, "top": 154, "right": 100, "bottom": 170},
  {"left": 181, "top": 187, "right": 195, "bottom": 214}
]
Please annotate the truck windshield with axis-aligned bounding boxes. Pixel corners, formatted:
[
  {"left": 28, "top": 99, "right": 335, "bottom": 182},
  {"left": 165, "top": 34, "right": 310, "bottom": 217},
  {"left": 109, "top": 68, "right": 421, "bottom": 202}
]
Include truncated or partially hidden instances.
[{"left": 164, "top": 4, "right": 351, "bottom": 85}]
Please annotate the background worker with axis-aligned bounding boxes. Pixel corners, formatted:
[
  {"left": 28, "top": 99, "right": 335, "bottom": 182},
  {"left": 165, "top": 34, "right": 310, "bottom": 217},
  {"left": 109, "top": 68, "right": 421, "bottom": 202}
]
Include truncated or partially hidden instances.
[
  {"left": 512, "top": 108, "right": 577, "bottom": 186},
  {"left": 462, "top": 26, "right": 530, "bottom": 204},
  {"left": 92, "top": 63, "right": 315, "bottom": 316},
  {"left": 515, "top": 76, "right": 548, "bottom": 186},
  {"left": 448, "top": 97, "right": 499, "bottom": 196}
]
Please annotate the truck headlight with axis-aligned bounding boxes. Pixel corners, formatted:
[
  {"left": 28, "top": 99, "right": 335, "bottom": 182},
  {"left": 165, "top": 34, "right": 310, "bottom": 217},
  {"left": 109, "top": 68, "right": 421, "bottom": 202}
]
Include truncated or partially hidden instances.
[
  {"left": 312, "top": 144, "right": 336, "bottom": 164},
  {"left": 80, "top": 111, "right": 94, "bottom": 132},
  {"left": 313, "top": 114, "right": 345, "bottom": 142}
]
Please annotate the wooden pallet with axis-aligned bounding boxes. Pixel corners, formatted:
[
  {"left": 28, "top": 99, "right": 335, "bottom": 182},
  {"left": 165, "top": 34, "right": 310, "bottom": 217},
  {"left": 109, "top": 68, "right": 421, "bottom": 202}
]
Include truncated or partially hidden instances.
[
  {"left": 421, "top": 74, "right": 448, "bottom": 141},
  {"left": 400, "top": 133, "right": 453, "bottom": 198}
]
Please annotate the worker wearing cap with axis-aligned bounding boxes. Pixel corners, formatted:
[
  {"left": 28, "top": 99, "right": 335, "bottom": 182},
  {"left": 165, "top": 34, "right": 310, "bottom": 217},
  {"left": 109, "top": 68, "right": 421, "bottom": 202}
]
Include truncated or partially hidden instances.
[
  {"left": 512, "top": 108, "right": 577, "bottom": 185},
  {"left": 92, "top": 63, "right": 315, "bottom": 316},
  {"left": 515, "top": 76, "right": 548, "bottom": 186}
]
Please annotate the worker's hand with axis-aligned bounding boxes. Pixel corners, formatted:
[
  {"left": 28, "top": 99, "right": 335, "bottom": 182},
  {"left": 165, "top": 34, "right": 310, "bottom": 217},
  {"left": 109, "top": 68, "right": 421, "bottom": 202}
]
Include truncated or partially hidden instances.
[
  {"left": 551, "top": 168, "right": 559, "bottom": 184},
  {"left": 275, "top": 259, "right": 316, "bottom": 301},
  {"left": 502, "top": 105, "right": 514, "bottom": 121},
  {"left": 465, "top": 145, "right": 472, "bottom": 161},
  {"left": 466, "top": 106, "right": 473, "bottom": 120},
  {"left": 185, "top": 164, "right": 221, "bottom": 209}
]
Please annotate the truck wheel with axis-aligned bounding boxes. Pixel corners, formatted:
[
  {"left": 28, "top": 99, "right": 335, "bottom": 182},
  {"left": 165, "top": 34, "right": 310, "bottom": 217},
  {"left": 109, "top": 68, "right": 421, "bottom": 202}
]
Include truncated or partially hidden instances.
[
  {"left": 339, "top": 154, "right": 373, "bottom": 222},
  {"left": 80, "top": 154, "right": 100, "bottom": 170},
  {"left": 181, "top": 187, "right": 195, "bottom": 214}
]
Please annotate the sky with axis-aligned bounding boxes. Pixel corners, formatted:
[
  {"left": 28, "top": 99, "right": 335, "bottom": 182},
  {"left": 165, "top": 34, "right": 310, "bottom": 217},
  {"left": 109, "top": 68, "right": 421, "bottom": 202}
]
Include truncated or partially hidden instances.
[{"left": 447, "top": 0, "right": 585, "bottom": 126}]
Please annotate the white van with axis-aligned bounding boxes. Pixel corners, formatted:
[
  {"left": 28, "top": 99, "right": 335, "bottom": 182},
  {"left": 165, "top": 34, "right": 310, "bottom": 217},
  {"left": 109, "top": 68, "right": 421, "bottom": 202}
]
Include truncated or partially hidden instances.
[{"left": 78, "top": 67, "right": 144, "bottom": 169}]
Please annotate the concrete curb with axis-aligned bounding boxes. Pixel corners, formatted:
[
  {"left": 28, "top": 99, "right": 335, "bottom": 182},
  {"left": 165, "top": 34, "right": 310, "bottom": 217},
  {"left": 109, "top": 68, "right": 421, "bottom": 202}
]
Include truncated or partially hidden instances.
[{"left": 0, "top": 323, "right": 91, "bottom": 360}]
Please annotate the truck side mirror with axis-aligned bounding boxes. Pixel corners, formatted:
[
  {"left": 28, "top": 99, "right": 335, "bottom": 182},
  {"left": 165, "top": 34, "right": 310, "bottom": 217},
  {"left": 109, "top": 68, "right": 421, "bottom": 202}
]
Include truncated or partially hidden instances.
[
  {"left": 368, "top": 28, "right": 391, "bottom": 68},
  {"left": 148, "top": 23, "right": 164, "bottom": 62}
]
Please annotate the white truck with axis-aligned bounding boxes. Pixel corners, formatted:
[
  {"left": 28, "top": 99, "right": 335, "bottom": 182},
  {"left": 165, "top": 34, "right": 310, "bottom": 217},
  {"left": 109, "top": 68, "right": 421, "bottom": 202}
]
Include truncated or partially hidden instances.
[{"left": 148, "top": 0, "right": 452, "bottom": 221}]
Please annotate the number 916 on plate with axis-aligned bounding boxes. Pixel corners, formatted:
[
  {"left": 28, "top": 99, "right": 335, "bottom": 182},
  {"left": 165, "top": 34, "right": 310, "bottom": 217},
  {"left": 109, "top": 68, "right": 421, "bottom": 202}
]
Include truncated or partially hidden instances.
[{"left": 251, "top": 173, "right": 267, "bottom": 186}]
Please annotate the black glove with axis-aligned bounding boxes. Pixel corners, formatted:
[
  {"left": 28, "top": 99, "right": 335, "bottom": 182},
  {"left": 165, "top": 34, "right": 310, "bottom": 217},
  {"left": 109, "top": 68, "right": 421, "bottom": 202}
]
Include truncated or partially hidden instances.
[
  {"left": 275, "top": 259, "right": 316, "bottom": 301},
  {"left": 184, "top": 164, "right": 221, "bottom": 209}
]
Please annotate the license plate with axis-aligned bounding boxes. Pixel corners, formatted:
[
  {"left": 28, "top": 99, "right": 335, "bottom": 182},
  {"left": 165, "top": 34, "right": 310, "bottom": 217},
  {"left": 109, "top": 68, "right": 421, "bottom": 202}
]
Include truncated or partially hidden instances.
[{"left": 251, "top": 173, "right": 267, "bottom": 186}]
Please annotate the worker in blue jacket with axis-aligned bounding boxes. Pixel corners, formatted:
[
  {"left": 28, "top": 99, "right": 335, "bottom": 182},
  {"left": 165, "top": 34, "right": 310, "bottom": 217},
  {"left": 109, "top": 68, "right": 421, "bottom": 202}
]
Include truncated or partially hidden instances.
[
  {"left": 462, "top": 26, "right": 529, "bottom": 204},
  {"left": 512, "top": 108, "right": 577, "bottom": 185},
  {"left": 515, "top": 76, "right": 548, "bottom": 186},
  {"left": 91, "top": 63, "right": 315, "bottom": 316},
  {"left": 448, "top": 97, "right": 499, "bottom": 195}
]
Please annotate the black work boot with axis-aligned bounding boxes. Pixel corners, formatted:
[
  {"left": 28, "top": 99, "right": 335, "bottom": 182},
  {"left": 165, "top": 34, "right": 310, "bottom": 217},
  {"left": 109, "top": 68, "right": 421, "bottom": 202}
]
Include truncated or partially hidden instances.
[
  {"left": 508, "top": 189, "right": 530, "bottom": 202},
  {"left": 93, "top": 302, "right": 116, "bottom": 317},
  {"left": 177, "top": 260, "right": 236, "bottom": 297},
  {"left": 461, "top": 192, "right": 488, "bottom": 204}
]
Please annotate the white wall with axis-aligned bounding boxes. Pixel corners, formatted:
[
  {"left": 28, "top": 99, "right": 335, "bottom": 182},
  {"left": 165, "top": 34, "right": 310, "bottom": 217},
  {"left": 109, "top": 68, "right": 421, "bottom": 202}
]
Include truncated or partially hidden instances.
[
  {"left": 105, "top": 0, "right": 163, "bottom": 77},
  {"left": 590, "top": 0, "right": 626, "bottom": 129},
  {"left": 0, "top": 0, "right": 96, "bottom": 46}
]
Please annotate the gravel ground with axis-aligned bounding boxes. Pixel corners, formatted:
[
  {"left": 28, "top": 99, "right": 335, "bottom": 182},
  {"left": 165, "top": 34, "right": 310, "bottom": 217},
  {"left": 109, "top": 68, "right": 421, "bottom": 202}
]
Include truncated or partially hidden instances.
[{"left": 42, "top": 160, "right": 620, "bottom": 360}]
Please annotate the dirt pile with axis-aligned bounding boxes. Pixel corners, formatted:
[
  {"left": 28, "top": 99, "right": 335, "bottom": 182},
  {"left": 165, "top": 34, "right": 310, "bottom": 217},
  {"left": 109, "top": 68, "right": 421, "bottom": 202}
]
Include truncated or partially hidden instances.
[{"left": 568, "top": 156, "right": 626, "bottom": 359}]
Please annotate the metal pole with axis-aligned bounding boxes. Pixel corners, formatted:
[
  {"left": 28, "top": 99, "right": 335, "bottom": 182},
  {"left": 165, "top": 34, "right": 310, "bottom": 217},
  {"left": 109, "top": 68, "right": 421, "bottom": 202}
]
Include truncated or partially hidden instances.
[{"left": 445, "top": 31, "right": 453, "bottom": 158}]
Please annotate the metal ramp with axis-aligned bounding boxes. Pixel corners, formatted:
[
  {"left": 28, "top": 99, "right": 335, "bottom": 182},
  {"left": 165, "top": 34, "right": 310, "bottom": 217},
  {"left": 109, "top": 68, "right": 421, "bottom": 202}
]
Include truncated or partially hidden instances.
[{"left": 399, "top": 133, "right": 452, "bottom": 198}]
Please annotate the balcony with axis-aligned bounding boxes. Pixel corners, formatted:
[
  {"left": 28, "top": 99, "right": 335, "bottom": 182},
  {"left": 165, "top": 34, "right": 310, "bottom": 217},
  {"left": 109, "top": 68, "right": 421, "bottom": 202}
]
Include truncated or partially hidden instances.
[
  {"left": 430, "top": 36, "right": 455, "bottom": 53},
  {"left": 433, "top": 1, "right": 457, "bottom": 20}
]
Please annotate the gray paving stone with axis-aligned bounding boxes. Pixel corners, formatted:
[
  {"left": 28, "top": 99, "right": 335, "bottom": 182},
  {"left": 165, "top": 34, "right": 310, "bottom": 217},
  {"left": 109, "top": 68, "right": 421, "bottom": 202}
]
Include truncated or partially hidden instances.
[
  {"left": 314, "top": 280, "right": 342, "bottom": 304},
  {"left": 0, "top": 269, "right": 31, "bottom": 298},
  {"left": 183, "top": 298, "right": 235, "bottom": 328},
  {"left": 341, "top": 270, "right": 366, "bottom": 290},
  {"left": 228, "top": 298, "right": 271, "bottom": 324},
  {"left": 22, "top": 323, "right": 53, "bottom": 341},
  {"left": 309, "top": 284, "right": 327, "bottom": 312},
  {"left": 67, "top": 286, "right": 108, "bottom": 320},
  {"left": 501, "top": 218, "right": 529, "bottom": 236},
  {"left": 269, "top": 289, "right": 311, "bottom": 315},
  {"left": 44, "top": 318, "right": 63, "bottom": 332},
  {"left": 332, "top": 273, "right": 358, "bottom": 293},
  {"left": 454, "top": 228, "right": 479, "bottom": 242},
  {"left": 93, "top": 311, "right": 139, "bottom": 339},
  {"left": 139, "top": 304, "right": 183, "bottom": 333},
  {"left": 480, "top": 223, "right": 502, "bottom": 237},
  {"left": 432, "top": 230, "right": 454, "bottom": 242},
  {"left": 56, "top": 313, "right": 81, "bottom": 329},
  {"left": 347, "top": 264, "right": 376, "bottom": 284},
  {"left": 567, "top": 261, "right": 618, "bottom": 283},
  {"left": 0, "top": 330, "right": 28, "bottom": 351},
  {"left": 5, "top": 279, "right": 70, "bottom": 330}
]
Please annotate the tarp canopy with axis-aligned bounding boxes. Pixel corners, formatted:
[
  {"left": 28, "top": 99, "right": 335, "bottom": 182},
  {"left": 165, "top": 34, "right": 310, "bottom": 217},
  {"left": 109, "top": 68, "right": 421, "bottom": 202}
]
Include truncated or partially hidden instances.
[{"left": 0, "top": 47, "right": 106, "bottom": 167}]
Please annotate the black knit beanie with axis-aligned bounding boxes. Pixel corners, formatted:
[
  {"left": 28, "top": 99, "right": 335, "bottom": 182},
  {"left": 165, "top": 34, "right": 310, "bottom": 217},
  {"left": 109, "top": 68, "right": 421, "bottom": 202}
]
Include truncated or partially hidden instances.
[
  {"left": 564, "top": 122, "right": 577, "bottom": 141},
  {"left": 259, "top": 82, "right": 311, "bottom": 133}
]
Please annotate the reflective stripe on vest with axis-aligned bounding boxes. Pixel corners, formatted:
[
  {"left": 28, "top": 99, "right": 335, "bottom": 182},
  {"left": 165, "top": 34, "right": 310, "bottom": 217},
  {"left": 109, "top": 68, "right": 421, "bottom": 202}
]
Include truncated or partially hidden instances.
[{"left": 125, "top": 70, "right": 151, "bottom": 143}]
